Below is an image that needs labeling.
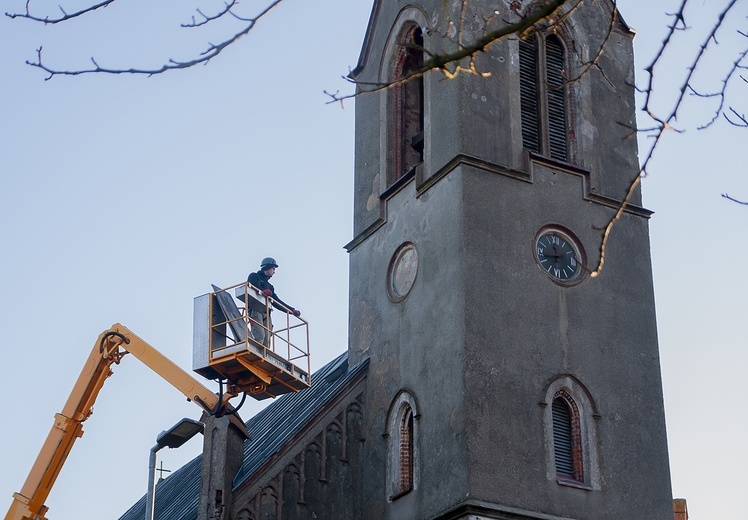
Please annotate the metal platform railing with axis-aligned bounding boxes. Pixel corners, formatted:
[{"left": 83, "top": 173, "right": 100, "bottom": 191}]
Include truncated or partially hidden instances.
[{"left": 192, "top": 282, "right": 310, "bottom": 400}]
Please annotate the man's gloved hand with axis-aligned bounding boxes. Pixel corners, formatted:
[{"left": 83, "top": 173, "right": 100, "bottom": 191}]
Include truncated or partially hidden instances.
[
  {"left": 261, "top": 288, "right": 273, "bottom": 297},
  {"left": 293, "top": 309, "right": 301, "bottom": 317}
]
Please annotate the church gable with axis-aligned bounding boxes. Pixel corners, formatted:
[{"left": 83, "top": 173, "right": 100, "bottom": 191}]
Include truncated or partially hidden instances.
[
  {"left": 232, "top": 393, "right": 365, "bottom": 520},
  {"left": 117, "top": 354, "right": 368, "bottom": 520}
]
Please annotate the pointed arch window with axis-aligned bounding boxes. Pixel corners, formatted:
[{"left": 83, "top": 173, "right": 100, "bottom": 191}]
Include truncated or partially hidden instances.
[
  {"left": 398, "top": 405, "right": 414, "bottom": 493},
  {"left": 552, "top": 390, "right": 583, "bottom": 482},
  {"left": 543, "top": 376, "right": 600, "bottom": 490},
  {"left": 386, "top": 392, "right": 418, "bottom": 500},
  {"left": 390, "top": 24, "right": 425, "bottom": 185},
  {"left": 519, "top": 33, "right": 568, "bottom": 162}
]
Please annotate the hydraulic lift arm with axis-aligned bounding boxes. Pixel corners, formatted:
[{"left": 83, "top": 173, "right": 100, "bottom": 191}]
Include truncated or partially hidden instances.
[{"left": 5, "top": 323, "right": 240, "bottom": 520}]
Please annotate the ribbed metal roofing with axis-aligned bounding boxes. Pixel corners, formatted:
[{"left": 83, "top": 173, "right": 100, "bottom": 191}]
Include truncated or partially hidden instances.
[{"left": 119, "top": 352, "right": 367, "bottom": 520}]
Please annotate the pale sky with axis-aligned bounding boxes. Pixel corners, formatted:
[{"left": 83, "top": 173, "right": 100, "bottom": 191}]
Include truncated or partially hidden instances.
[{"left": 1, "top": 1, "right": 746, "bottom": 519}]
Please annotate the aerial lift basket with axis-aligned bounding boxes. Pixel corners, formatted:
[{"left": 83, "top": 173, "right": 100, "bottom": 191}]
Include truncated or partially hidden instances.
[{"left": 193, "top": 282, "right": 310, "bottom": 400}]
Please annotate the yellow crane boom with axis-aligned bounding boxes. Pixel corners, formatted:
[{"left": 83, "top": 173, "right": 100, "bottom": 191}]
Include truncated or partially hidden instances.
[{"left": 5, "top": 323, "right": 243, "bottom": 520}]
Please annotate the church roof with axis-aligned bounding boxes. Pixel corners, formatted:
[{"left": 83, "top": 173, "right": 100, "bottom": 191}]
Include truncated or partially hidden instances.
[{"left": 118, "top": 351, "right": 367, "bottom": 520}]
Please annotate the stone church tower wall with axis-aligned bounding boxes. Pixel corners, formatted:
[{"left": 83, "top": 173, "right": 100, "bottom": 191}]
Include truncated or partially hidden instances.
[{"left": 346, "top": 1, "right": 673, "bottom": 519}]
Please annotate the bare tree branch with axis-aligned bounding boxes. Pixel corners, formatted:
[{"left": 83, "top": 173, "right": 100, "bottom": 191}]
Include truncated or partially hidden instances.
[
  {"left": 8, "top": 0, "right": 747, "bottom": 274},
  {"left": 588, "top": 174, "right": 642, "bottom": 277},
  {"left": 721, "top": 193, "right": 748, "bottom": 205},
  {"left": 458, "top": 0, "right": 470, "bottom": 49},
  {"left": 642, "top": 0, "right": 744, "bottom": 137},
  {"left": 182, "top": 0, "right": 240, "bottom": 29},
  {"left": 725, "top": 106, "right": 748, "bottom": 127},
  {"left": 562, "top": 1, "right": 617, "bottom": 87},
  {"left": 5, "top": 0, "right": 117, "bottom": 24},
  {"left": 325, "top": 0, "right": 746, "bottom": 277},
  {"left": 21, "top": 0, "right": 284, "bottom": 79},
  {"left": 325, "top": 0, "right": 621, "bottom": 279},
  {"left": 639, "top": 5, "right": 743, "bottom": 167},
  {"left": 325, "top": 0, "right": 574, "bottom": 104},
  {"left": 591, "top": 0, "right": 745, "bottom": 274},
  {"left": 689, "top": 35, "right": 748, "bottom": 130}
]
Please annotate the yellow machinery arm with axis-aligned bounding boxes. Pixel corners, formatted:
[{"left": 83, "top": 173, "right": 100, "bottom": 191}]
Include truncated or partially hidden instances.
[{"left": 5, "top": 323, "right": 238, "bottom": 520}]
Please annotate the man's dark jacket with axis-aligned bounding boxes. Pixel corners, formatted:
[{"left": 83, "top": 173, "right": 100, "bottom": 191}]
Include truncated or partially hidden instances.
[{"left": 247, "top": 270, "right": 295, "bottom": 313}]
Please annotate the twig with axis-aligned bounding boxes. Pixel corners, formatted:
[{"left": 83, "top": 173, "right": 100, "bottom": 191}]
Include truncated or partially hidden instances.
[
  {"left": 5, "top": 0, "right": 116, "bottom": 24},
  {"left": 26, "top": 0, "right": 284, "bottom": 79},
  {"left": 721, "top": 193, "right": 748, "bottom": 205},
  {"left": 326, "top": 0, "right": 574, "bottom": 104},
  {"left": 182, "top": 0, "right": 240, "bottom": 28}
]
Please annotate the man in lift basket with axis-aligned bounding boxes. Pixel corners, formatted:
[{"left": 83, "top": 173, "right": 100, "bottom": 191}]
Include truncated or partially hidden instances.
[{"left": 247, "top": 257, "right": 301, "bottom": 346}]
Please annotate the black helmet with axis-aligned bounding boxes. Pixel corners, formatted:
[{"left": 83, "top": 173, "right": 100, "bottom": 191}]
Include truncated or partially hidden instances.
[{"left": 260, "top": 257, "right": 279, "bottom": 270}]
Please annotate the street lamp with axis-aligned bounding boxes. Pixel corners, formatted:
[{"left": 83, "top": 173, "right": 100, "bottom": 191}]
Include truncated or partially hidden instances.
[{"left": 146, "top": 418, "right": 205, "bottom": 520}]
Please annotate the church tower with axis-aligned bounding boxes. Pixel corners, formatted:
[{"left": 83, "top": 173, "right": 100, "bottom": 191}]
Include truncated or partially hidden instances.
[{"left": 346, "top": 1, "right": 674, "bottom": 519}]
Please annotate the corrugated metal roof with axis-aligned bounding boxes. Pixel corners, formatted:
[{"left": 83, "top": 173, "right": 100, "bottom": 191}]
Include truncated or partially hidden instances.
[{"left": 119, "top": 351, "right": 367, "bottom": 520}]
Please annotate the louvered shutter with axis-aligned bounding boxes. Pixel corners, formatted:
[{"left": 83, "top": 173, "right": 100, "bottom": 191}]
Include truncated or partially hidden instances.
[
  {"left": 519, "top": 39, "right": 540, "bottom": 153},
  {"left": 552, "top": 398, "right": 574, "bottom": 478},
  {"left": 545, "top": 36, "right": 567, "bottom": 161}
]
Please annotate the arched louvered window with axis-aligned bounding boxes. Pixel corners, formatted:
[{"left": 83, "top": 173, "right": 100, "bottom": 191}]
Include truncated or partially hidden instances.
[
  {"left": 519, "top": 33, "right": 568, "bottom": 162},
  {"left": 398, "top": 405, "right": 414, "bottom": 493},
  {"left": 390, "top": 25, "right": 425, "bottom": 185},
  {"left": 552, "top": 390, "right": 583, "bottom": 482}
]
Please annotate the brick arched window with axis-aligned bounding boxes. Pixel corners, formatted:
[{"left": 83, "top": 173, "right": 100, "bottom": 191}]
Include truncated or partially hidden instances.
[
  {"left": 552, "top": 390, "right": 583, "bottom": 483},
  {"left": 398, "top": 405, "right": 414, "bottom": 493},
  {"left": 390, "top": 24, "right": 424, "bottom": 185},
  {"left": 386, "top": 391, "right": 418, "bottom": 499},
  {"left": 519, "top": 33, "right": 568, "bottom": 162}
]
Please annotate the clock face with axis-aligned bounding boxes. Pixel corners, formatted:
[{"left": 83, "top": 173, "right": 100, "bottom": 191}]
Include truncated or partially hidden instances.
[{"left": 535, "top": 232, "right": 581, "bottom": 282}]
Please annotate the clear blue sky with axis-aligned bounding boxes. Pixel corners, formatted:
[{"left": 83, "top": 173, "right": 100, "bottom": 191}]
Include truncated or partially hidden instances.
[{"left": 1, "top": 1, "right": 745, "bottom": 519}]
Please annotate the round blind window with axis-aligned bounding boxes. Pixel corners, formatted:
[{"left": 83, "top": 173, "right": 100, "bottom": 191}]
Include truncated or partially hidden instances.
[{"left": 387, "top": 242, "right": 418, "bottom": 302}]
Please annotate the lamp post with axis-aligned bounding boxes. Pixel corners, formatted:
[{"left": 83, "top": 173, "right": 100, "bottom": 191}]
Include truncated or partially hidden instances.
[{"left": 146, "top": 418, "right": 205, "bottom": 520}]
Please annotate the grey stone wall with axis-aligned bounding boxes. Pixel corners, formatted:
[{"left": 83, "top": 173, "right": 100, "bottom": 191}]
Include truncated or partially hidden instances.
[
  {"left": 350, "top": 0, "right": 643, "bottom": 243},
  {"left": 346, "top": 1, "right": 673, "bottom": 519}
]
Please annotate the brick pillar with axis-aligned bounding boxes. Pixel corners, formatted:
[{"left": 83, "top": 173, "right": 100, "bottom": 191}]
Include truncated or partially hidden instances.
[
  {"left": 198, "top": 414, "right": 249, "bottom": 520},
  {"left": 673, "top": 498, "right": 688, "bottom": 520}
]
